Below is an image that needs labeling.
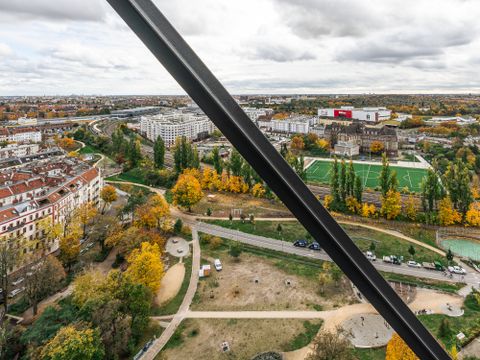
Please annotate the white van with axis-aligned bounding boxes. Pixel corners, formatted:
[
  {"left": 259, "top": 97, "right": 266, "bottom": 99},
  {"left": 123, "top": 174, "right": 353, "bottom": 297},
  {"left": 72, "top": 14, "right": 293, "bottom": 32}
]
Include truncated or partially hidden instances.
[{"left": 214, "top": 259, "right": 222, "bottom": 271}]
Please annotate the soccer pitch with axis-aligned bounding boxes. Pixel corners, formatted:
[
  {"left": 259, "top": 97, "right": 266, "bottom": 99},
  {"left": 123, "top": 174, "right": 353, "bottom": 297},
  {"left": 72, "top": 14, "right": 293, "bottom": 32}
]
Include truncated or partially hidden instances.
[{"left": 306, "top": 160, "right": 428, "bottom": 192}]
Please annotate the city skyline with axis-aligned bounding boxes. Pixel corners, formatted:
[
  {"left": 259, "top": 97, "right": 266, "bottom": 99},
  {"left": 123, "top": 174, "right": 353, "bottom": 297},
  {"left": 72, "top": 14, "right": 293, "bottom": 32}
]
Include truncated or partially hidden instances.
[{"left": 1, "top": 0, "right": 480, "bottom": 95}]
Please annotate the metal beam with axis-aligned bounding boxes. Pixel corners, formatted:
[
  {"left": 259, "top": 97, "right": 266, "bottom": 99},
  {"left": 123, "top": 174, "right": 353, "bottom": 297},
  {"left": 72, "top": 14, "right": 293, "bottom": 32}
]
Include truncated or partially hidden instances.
[{"left": 106, "top": 0, "right": 450, "bottom": 358}]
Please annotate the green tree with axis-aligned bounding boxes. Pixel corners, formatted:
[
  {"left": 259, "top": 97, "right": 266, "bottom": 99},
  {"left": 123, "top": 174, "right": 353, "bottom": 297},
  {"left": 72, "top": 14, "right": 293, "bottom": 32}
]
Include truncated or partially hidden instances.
[
  {"left": 229, "top": 243, "right": 242, "bottom": 261},
  {"left": 346, "top": 160, "right": 356, "bottom": 197},
  {"left": 128, "top": 137, "right": 142, "bottom": 168},
  {"left": 354, "top": 176, "right": 363, "bottom": 203},
  {"left": 379, "top": 153, "right": 391, "bottom": 197},
  {"left": 446, "top": 248, "right": 454, "bottom": 263},
  {"left": 421, "top": 167, "right": 442, "bottom": 213},
  {"left": 212, "top": 146, "right": 223, "bottom": 175},
  {"left": 408, "top": 245, "right": 416, "bottom": 258},
  {"left": 174, "top": 219, "right": 183, "bottom": 233},
  {"left": 229, "top": 149, "right": 244, "bottom": 176},
  {"left": 340, "top": 159, "right": 347, "bottom": 202},
  {"left": 153, "top": 136, "right": 165, "bottom": 168},
  {"left": 330, "top": 157, "right": 340, "bottom": 205},
  {"left": 444, "top": 161, "right": 473, "bottom": 216}
]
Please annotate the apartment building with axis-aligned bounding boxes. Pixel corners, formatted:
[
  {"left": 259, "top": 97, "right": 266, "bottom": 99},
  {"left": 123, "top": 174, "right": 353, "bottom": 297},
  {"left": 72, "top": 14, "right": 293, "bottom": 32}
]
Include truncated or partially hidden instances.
[
  {"left": 0, "top": 143, "right": 40, "bottom": 160},
  {"left": 257, "top": 115, "right": 318, "bottom": 134},
  {"left": 0, "top": 127, "right": 42, "bottom": 143},
  {"left": 0, "top": 157, "right": 103, "bottom": 263},
  {"left": 140, "top": 112, "right": 215, "bottom": 146}
]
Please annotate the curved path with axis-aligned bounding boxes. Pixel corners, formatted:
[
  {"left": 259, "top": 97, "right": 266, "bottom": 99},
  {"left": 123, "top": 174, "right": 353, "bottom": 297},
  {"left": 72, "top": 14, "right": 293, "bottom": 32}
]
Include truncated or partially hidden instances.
[{"left": 141, "top": 226, "right": 200, "bottom": 360}]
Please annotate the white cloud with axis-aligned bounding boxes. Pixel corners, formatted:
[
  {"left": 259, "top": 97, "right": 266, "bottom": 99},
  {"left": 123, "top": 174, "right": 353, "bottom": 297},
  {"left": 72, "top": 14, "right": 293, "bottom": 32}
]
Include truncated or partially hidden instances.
[{"left": 0, "top": 0, "right": 479, "bottom": 95}]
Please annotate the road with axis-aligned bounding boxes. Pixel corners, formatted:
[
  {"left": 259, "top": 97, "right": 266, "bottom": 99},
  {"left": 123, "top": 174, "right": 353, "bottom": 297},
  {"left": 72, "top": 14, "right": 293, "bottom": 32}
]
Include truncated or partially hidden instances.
[{"left": 191, "top": 221, "right": 480, "bottom": 288}]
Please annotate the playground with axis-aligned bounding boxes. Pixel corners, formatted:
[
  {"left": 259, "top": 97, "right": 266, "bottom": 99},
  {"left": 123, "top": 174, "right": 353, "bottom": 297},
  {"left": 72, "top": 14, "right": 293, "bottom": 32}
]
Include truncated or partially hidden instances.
[{"left": 306, "top": 159, "right": 428, "bottom": 192}]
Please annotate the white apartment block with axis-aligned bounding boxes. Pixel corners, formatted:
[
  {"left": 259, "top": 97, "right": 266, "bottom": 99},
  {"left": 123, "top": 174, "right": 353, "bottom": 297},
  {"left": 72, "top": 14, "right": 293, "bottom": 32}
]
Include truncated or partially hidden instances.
[
  {"left": 242, "top": 107, "right": 274, "bottom": 122},
  {"left": 0, "top": 157, "right": 103, "bottom": 267},
  {"left": 0, "top": 143, "right": 40, "bottom": 160},
  {"left": 318, "top": 106, "right": 392, "bottom": 123},
  {"left": 258, "top": 116, "right": 318, "bottom": 134},
  {"left": 140, "top": 112, "right": 215, "bottom": 146},
  {"left": 0, "top": 127, "right": 42, "bottom": 143}
]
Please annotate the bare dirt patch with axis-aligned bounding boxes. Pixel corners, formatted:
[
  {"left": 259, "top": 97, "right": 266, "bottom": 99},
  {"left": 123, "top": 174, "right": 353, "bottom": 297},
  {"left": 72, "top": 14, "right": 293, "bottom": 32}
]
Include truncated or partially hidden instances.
[
  {"left": 162, "top": 319, "right": 319, "bottom": 360},
  {"left": 192, "top": 252, "right": 354, "bottom": 311},
  {"left": 156, "top": 262, "right": 186, "bottom": 305}
]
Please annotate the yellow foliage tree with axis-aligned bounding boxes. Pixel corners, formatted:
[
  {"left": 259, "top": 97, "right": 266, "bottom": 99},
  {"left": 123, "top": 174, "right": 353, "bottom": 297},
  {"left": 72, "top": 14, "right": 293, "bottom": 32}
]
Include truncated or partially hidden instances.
[
  {"left": 135, "top": 194, "right": 170, "bottom": 229},
  {"left": 370, "top": 141, "right": 385, "bottom": 154},
  {"left": 438, "top": 197, "right": 462, "bottom": 226},
  {"left": 226, "top": 176, "right": 249, "bottom": 194},
  {"left": 75, "top": 201, "right": 98, "bottom": 237},
  {"left": 125, "top": 242, "right": 164, "bottom": 292},
  {"left": 251, "top": 183, "right": 266, "bottom": 198},
  {"left": 385, "top": 333, "right": 419, "bottom": 360},
  {"left": 172, "top": 173, "right": 203, "bottom": 212},
  {"left": 41, "top": 325, "right": 104, "bottom": 360},
  {"left": 316, "top": 138, "right": 330, "bottom": 150},
  {"left": 201, "top": 168, "right": 221, "bottom": 190},
  {"left": 346, "top": 196, "right": 361, "bottom": 214},
  {"left": 404, "top": 195, "right": 418, "bottom": 221},
  {"left": 58, "top": 137, "right": 77, "bottom": 151},
  {"left": 323, "top": 194, "right": 333, "bottom": 210},
  {"left": 466, "top": 202, "right": 480, "bottom": 226},
  {"left": 450, "top": 345, "right": 458, "bottom": 360},
  {"left": 291, "top": 135, "right": 305, "bottom": 150},
  {"left": 72, "top": 269, "right": 107, "bottom": 307},
  {"left": 381, "top": 190, "right": 402, "bottom": 220},
  {"left": 361, "top": 203, "right": 376, "bottom": 218},
  {"left": 58, "top": 233, "right": 80, "bottom": 271},
  {"left": 100, "top": 185, "right": 118, "bottom": 214}
]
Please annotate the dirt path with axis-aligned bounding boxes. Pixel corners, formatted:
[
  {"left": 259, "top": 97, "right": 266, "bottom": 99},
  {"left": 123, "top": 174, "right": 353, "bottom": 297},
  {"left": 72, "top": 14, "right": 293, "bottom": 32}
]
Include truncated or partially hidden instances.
[{"left": 156, "top": 262, "right": 186, "bottom": 305}]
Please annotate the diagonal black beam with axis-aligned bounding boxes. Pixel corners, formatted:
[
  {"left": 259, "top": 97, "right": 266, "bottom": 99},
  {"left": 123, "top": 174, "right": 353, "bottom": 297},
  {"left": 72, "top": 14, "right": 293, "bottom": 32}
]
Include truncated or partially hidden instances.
[{"left": 106, "top": 0, "right": 450, "bottom": 358}]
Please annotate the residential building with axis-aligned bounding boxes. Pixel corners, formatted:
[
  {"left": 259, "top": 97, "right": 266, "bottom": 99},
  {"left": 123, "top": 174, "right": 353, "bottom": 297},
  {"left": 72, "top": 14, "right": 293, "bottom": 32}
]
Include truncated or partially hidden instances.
[
  {"left": 334, "top": 140, "right": 360, "bottom": 157},
  {"left": 140, "top": 112, "right": 215, "bottom": 146},
  {"left": 0, "top": 157, "right": 103, "bottom": 265},
  {"left": 0, "top": 143, "right": 40, "bottom": 160},
  {"left": 318, "top": 106, "right": 392, "bottom": 123},
  {"left": 257, "top": 115, "right": 318, "bottom": 134},
  {"left": 0, "top": 127, "right": 42, "bottom": 143}
]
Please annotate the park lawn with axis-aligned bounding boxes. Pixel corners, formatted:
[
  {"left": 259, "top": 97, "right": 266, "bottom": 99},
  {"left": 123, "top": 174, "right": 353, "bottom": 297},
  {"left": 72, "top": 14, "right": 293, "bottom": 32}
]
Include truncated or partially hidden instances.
[
  {"left": 418, "top": 293, "right": 480, "bottom": 349},
  {"left": 306, "top": 160, "right": 428, "bottom": 192},
  {"left": 352, "top": 347, "right": 386, "bottom": 360},
  {"left": 78, "top": 145, "right": 96, "bottom": 154},
  {"left": 206, "top": 220, "right": 446, "bottom": 264},
  {"left": 106, "top": 167, "right": 148, "bottom": 185}
]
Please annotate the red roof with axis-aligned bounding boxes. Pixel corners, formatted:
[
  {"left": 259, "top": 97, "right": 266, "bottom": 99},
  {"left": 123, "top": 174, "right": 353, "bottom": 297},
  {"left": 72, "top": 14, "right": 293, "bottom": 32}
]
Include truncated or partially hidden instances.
[
  {"left": 0, "top": 188, "right": 13, "bottom": 199},
  {"left": 0, "top": 208, "right": 17, "bottom": 223},
  {"left": 80, "top": 168, "right": 99, "bottom": 183}
]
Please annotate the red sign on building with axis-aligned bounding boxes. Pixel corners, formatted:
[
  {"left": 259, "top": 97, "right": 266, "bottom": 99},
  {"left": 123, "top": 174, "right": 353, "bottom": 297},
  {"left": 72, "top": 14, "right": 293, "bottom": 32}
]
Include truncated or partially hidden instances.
[{"left": 334, "top": 109, "right": 352, "bottom": 118}]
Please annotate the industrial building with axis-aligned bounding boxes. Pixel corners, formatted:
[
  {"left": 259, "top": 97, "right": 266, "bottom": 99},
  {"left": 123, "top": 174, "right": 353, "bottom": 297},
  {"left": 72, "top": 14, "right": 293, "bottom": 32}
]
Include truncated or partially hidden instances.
[{"left": 318, "top": 106, "right": 392, "bottom": 123}]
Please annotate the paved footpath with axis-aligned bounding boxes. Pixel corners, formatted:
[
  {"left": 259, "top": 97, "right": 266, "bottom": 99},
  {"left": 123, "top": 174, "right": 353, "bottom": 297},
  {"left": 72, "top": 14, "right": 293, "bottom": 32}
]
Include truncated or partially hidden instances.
[{"left": 141, "top": 226, "right": 200, "bottom": 360}]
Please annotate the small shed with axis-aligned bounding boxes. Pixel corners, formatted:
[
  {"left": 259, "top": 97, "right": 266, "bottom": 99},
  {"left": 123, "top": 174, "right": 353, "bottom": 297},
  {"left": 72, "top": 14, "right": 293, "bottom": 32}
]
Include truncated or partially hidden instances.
[{"left": 199, "top": 264, "right": 211, "bottom": 278}]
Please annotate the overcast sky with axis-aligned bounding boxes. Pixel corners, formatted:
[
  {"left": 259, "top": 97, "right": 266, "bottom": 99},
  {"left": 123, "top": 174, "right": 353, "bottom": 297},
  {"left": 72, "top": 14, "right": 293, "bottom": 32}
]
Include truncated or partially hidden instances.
[{"left": 1, "top": 0, "right": 479, "bottom": 95}]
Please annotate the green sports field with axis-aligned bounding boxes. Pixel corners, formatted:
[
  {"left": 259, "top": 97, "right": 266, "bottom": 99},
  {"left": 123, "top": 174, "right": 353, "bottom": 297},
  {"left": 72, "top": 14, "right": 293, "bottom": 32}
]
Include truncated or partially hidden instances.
[{"left": 306, "top": 160, "right": 428, "bottom": 192}]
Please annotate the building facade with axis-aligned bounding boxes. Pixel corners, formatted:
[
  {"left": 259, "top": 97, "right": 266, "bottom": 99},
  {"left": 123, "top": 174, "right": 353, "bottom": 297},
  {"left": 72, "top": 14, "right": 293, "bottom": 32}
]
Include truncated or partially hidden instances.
[
  {"left": 0, "top": 157, "right": 103, "bottom": 264},
  {"left": 257, "top": 116, "right": 318, "bottom": 134},
  {"left": 0, "top": 143, "right": 40, "bottom": 160},
  {"left": 0, "top": 127, "right": 42, "bottom": 143},
  {"left": 140, "top": 112, "right": 215, "bottom": 146},
  {"left": 318, "top": 106, "right": 392, "bottom": 123}
]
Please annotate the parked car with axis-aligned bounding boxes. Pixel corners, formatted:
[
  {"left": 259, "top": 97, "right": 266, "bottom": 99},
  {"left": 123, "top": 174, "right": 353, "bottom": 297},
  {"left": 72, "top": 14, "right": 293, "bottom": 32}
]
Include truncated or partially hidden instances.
[
  {"left": 448, "top": 266, "right": 466, "bottom": 275},
  {"left": 214, "top": 259, "right": 222, "bottom": 271},
  {"left": 365, "top": 251, "right": 376, "bottom": 261},
  {"left": 308, "top": 242, "right": 321, "bottom": 251},
  {"left": 293, "top": 239, "right": 308, "bottom": 248},
  {"left": 12, "top": 277, "right": 25, "bottom": 286},
  {"left": 422, "top": 261, "right": 444, "bottom": 271},
  {"left": 407, "top": 261, "right": 421, "bottom": 268},
  {"left": 383, "top": 255, "right": 402, "bottom": 265},
  {"left": 8, "top": 287, "right": 25, "bottom": 298}
]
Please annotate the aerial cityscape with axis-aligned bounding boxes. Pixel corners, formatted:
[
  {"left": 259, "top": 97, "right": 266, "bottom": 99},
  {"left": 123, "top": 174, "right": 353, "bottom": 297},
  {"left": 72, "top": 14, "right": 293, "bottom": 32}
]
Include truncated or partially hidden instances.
[{"left": 2, "top": 0, "right": 480, "bottom": 360}]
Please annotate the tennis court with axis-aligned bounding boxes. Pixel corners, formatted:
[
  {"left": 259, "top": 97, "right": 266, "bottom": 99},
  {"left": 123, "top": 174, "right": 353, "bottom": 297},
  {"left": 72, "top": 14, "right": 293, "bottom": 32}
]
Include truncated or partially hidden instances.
[{"left": 306, "top": 160, "right": 428, "bottom": 192}]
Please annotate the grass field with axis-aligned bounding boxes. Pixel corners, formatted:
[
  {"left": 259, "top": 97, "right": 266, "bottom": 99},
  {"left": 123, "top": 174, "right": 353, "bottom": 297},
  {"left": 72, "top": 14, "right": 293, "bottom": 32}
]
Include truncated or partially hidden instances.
[{"left": 306, "top": 160, "right": 428, "bottom": 192}]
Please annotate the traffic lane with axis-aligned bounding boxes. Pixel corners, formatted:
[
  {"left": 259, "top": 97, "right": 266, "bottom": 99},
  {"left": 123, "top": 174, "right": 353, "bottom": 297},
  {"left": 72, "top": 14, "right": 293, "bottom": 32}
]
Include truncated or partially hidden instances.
[{"left": 194, "top": 222, "right": 475, "bottom": 286}]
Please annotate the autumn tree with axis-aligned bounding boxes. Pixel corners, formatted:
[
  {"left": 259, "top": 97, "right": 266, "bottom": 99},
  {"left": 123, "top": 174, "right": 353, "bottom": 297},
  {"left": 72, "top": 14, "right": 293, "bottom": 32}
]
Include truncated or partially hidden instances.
[
  {"left": 134, "top": 194, "right": 170, "bottom": 230},
  {"left": 40, "top": 325, "right": 105, "bottom": 360},
  {"left": 361, "top": 203, "right": 376, "bottom": 218},
  {"left": 370, "top": 141, "right": 384, "bottom": 154},
  {"left": 385, "top": 333, "right": 419, "bottom": 360},
  {"left": 172, "top": 173, "right": 204, "bottom": 212},
  {"left": 59, "top": 234, "right": 80, "bottom": 271},
  {"left": 251, "top": 183, "right": 266, "bottom": 198},
  {"left": 0, "top": 237, "right": 24, "bottom": 319},
  {"left": 306, "top": 327, "right": 354, "bottom": 360},
  {"left": 125, "top": 242, "right": 164, "bottom": 293},
  {"left": 466, "top": 202, "right": 480, "bottom": 226},
  {"left": 153, "top": 136, "right": 165, "bottom": 168},
  {"left": 24, "top": 255, "right": 66, "bottom": 316},
  {"left": 404, "top": 195, "right": 418, "bottom": 221},
  {"left": 438, "top": 197, "right": 462, "bottom": 226},
  {"left": 74, "top": 201, "right": 98, "bottom": 237},
  {"left": 381, "top": 189, "right": 402, "bottom": 220},
  {"left": 100, "top": 185, "right": 118, "bottom": 214},
  {"left": 291, "top": 135, "right": 305, "bottom": 150}
]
